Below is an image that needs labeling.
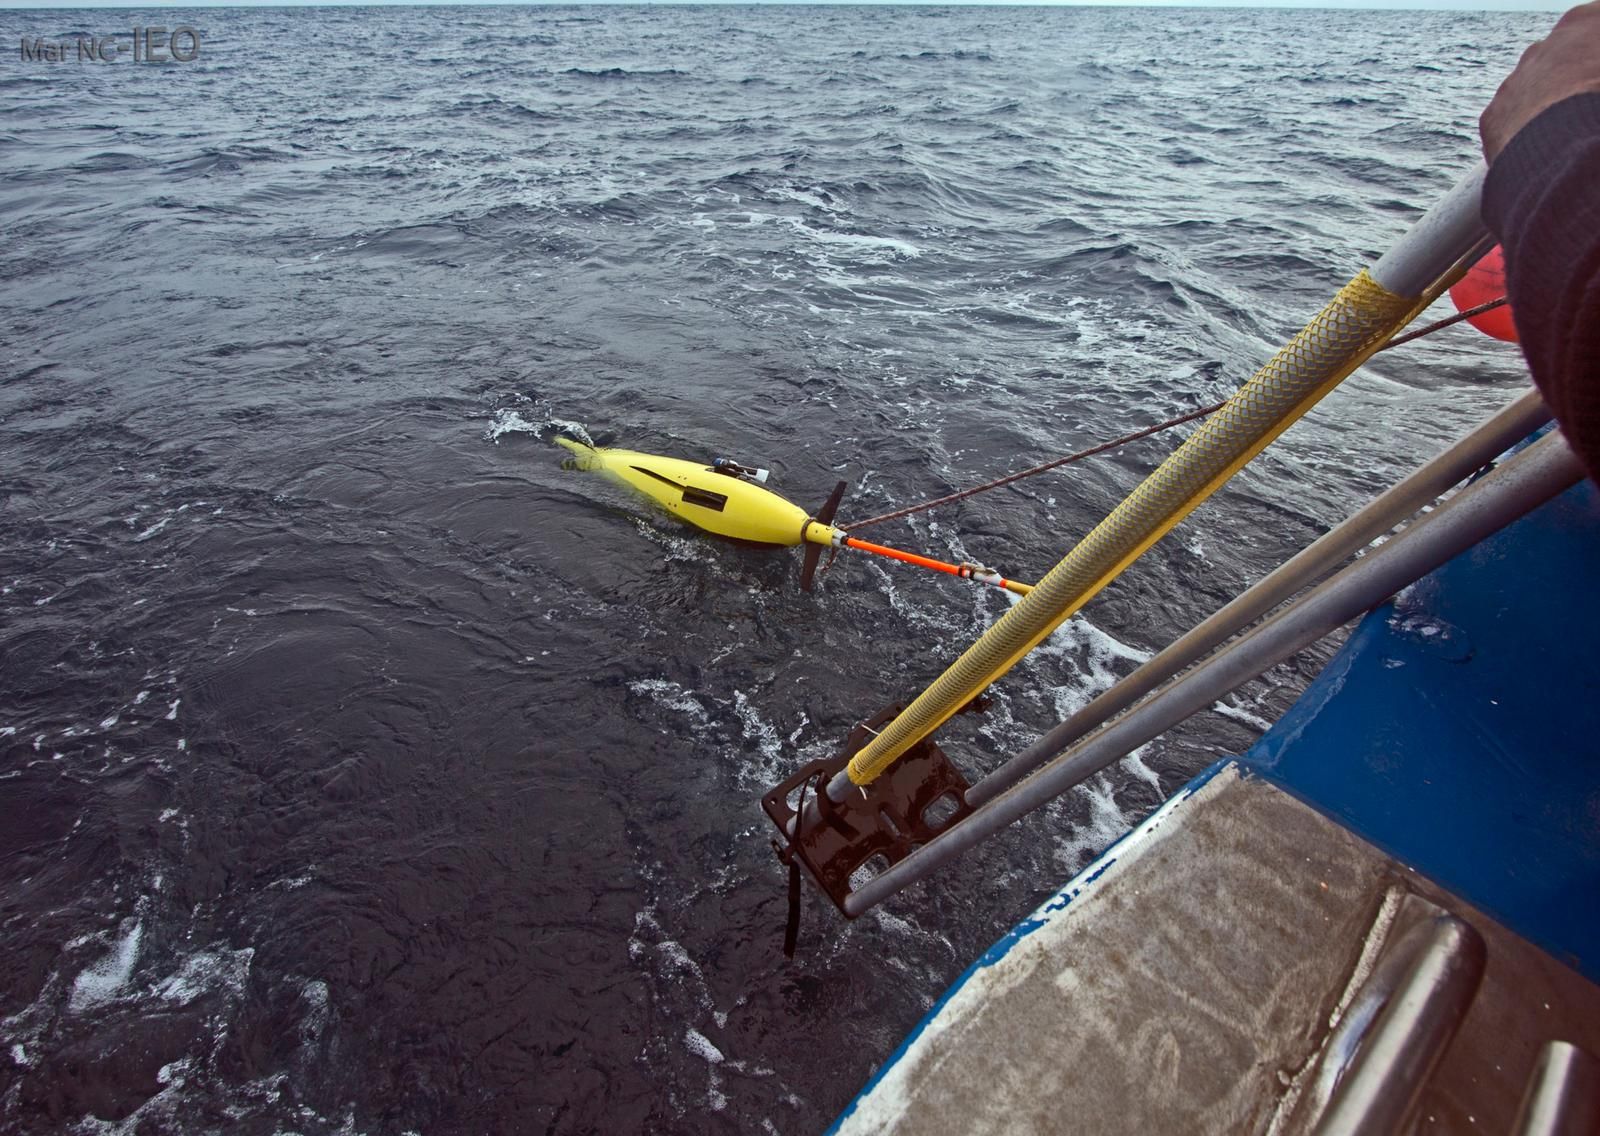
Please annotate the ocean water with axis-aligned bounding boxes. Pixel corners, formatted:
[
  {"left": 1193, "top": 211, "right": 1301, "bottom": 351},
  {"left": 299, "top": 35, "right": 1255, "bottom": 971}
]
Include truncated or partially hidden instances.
[{"left": 0, "top": 4, "right": 1549, "bottom": 1132}]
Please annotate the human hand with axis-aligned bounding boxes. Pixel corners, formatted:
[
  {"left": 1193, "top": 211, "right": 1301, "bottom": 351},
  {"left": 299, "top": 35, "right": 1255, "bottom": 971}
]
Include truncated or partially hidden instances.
[{"left": 1481, "top": 1, "right": 1600, "bottom": 162}]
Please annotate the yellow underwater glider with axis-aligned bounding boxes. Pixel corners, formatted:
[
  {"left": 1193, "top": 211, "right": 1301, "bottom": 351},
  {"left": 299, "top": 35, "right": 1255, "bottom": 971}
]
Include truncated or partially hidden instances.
[{"left": 555, "top": 436, "right": 1032, "bottom": 595}]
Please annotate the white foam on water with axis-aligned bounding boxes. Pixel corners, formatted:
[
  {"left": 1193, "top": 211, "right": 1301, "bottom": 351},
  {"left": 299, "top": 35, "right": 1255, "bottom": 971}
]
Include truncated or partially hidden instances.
[
  {"left": 628, "top": 520, "right": 740, "bottom": 578},
  {"left": 1061, "top": 615, "right": 1151, "bottom": 666},
  {"left": 154, "top": 947, "right": 255, "bottom": 1007},
  {"left": 729, "top": 209, "right": 921, "bottom": 264},
  {"left": 69, "top": 918, "right": 143, "bottom": 1013},
  {"left": 544, "top": 416, "right": 594, "bottom": 444},
  {"left": 785, "top": 712, "right": 809, "bottom": 745},
  {"left": 133, "top": 515, "right": 172, "bottom": 543},
  {"left": 1033, "top": 615, "right": 1153, "bottom": 720},
  {"left": 655, "top": 939, "right": 698, "bottom": 979},
  {"left": 770, "top": 183, "right": 841, "bottom": 213},
  {"left": 630, "top": 901, "right": 723, "bottom": 1019},
  {"left": 2, "top": 961, "right": 64, "bottom": 1064},
  {"left": 156, "top": 1057, "right": 191, "bottom": 1086},
  {"left": 683, "top": 1028, "right": 732, "bottom": 1112},
  {"left": 73, "top": 1057, "right": 292, "bottom": 1136},
  {"left": 484, "top": 407, "right": 595, "bottom": 447},
  {"left": 483, "top": 409, "right": 544, "bottom": 443},
  {"left": 863, "top": 560, "right": 963, "bottom": 638},
  {"left": 815, "top": 270, "right": 924, "bottom": 301},
  {"left": 1052, "top": 773, "right": 1135, "bottom": 873},
  {"left": 1213, "top": 698, "right": 1274, "bottom": 733},
  {"left": 684, "top": 1027, "right": 724, "bottom": 1064},
  {"left": 628, "top": 679, "right": 711, "bottom": 726},
  {"left": 870, "top": 908, "right": 921, "bottom": 940},
  {"left": 790, "top": 221, "right": 921, "bottom": 262},
  {"left": 299, "top": 978, "right": 330, "bottom": 1044},
  {"left": 731, "top": 690, "right": 781, "bottom": 765},
  {"left": 1120, "top": 745, "right": 1164, "bottom": 795}
]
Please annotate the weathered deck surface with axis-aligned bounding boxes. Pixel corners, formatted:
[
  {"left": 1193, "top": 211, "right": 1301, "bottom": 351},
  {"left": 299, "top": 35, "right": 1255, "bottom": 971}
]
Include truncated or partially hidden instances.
[{"left": 833, "top": 763, "right": 1600, "bottom": 1135}]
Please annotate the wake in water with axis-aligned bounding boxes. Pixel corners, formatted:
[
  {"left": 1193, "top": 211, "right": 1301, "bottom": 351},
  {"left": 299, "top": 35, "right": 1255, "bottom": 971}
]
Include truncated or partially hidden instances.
[{"left": 483, "top": 395, "right": 595, "bottom": 447}]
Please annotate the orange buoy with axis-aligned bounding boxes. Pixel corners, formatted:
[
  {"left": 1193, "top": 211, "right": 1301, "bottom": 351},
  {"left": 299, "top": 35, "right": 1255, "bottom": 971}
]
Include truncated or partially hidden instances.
[{"left": 1448, "top": 245, "right": 1518, "bottom": 342}]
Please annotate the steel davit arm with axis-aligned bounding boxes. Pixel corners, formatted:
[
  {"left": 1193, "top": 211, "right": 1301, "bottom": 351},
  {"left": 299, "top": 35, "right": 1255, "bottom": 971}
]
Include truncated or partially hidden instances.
[{"left": 826, "top": 165, "right": 1492, "bottom": 803}]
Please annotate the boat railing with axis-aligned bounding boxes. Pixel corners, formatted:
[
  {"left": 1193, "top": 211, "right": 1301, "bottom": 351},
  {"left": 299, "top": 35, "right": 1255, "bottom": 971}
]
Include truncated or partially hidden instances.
[
  {"left": 1299, "top": 912, "right": 1485, "bottom": 1135},
  {"left": 841, "top": 427, "right": 1584, "bottom": 917},
  {"left": 1511, "top": 1041, "right": 1600, "bottom": 1136}
]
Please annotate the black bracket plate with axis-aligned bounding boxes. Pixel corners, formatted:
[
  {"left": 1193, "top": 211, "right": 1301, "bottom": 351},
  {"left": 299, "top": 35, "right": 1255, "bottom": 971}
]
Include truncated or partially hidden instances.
[{"left": 761, "top": 703, "right": 976, "bottom": 918}]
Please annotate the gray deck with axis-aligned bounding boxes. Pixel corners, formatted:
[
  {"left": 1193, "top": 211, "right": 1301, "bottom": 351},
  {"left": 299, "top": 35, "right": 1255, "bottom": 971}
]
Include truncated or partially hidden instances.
[{"left": 834, "top": 763, "right": 1600, "bottom": 1135}]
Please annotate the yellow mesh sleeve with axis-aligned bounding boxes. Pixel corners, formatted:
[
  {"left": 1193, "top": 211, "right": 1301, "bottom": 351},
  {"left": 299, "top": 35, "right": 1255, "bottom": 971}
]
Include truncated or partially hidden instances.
[{"left": 847, "top": 269, "right": 1421, "bottom": 786}]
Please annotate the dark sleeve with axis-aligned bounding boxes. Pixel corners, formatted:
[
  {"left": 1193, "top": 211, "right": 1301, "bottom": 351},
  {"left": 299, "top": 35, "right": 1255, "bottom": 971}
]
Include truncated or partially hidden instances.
[{"left": 1481, "top": 92, "right": 1600, "bottom": 482}]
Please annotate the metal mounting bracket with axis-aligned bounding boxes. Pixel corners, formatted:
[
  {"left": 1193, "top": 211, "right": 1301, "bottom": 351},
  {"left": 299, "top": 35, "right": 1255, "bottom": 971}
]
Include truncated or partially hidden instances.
[{"left": 762, "top": 702, "right": 976, "bottom": 918}]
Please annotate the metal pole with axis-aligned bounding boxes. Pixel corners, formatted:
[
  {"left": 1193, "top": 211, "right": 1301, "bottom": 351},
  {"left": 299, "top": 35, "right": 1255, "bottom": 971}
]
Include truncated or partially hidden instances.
[
  {"left": 842, "top": 431, "right": 1582, "bottom": 916},
  {"left": 1368, "top": 163, "right": 1488, "bottom": 297},
  {"left": 967, "top": 389, "right": 1549, "bottom": 808},
  {"left": 1512, "top": 1042, "right": 1600, "bottom": 1136},
  {"left": 1312, "top": 915, "right": 1487, "bottom": 1136}
]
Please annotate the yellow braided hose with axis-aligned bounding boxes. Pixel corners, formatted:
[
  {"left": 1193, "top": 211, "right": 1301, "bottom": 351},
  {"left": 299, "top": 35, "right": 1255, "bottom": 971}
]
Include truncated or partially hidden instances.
[{"left": 846, "top": 268, "right": 1426, "bottom": 786}]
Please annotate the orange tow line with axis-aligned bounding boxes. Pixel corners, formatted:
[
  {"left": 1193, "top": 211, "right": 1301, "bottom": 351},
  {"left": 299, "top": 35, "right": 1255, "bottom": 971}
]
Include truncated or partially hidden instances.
[{"left": 839, "top": 536, "right": 1033, "bottom": 596}]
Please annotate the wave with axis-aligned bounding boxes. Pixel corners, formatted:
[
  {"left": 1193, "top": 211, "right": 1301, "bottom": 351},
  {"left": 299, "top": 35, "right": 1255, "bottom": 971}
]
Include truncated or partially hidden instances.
[
  {"left": 561, "top": 66, "right": 691, "bottom": 80},
  {"left": 448, "top": 93, "right": 562, "bottom": 121}
]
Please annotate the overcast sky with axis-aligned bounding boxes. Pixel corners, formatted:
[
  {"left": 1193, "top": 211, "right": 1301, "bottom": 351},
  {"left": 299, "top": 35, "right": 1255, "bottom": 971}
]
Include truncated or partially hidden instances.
[{"left": 0, "top": 0, "right": 1575, "bottom": 10}]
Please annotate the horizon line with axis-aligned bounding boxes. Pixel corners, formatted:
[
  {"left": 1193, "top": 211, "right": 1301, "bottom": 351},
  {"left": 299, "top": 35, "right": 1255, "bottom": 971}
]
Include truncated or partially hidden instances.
[{"left": 0, "top": 0, "right": 1572, "bottom": 11}]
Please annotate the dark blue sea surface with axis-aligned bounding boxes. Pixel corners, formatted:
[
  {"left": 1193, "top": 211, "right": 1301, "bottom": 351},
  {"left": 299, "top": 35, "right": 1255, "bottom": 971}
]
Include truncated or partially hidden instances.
[{"left": 0, "top": 4, "right": 1550, "bottom": 1132}]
